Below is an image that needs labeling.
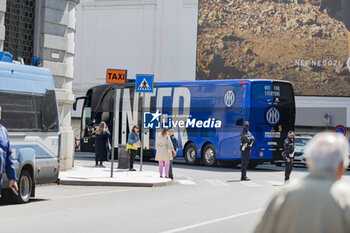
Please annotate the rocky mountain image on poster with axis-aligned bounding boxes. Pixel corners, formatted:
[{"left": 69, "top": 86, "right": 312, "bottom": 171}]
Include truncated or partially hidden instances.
[{"left": 196, "top": 0, "right": 350, "bottom": 96}]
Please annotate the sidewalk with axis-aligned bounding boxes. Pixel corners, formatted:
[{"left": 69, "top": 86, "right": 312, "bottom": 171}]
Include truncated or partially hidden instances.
[{"left": 59, "top": 155, "right": 172, "bottom": 187}]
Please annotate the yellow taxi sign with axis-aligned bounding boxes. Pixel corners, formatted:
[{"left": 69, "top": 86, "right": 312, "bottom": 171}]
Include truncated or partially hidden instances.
[{"left": 106, "top": 69, "right": 127, "bottom": 84}]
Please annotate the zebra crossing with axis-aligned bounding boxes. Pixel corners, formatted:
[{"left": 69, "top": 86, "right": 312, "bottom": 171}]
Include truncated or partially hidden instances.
[
  {"left": 175, "top": 178, "right": 284, "bottom": 187},
  {"left": 176, "top": 179, "right": 197, "bottom": 185}
]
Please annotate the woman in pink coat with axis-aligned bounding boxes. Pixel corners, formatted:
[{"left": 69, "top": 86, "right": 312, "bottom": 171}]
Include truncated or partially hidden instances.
[{"left": 155, "top": 127, "right": 175, "bottom": 178}]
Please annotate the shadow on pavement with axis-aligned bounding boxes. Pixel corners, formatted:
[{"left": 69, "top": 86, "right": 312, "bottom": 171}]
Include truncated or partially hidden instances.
[
  {"left": 226, "top": 179, "right": 243, "bottom": 183},
  {"left": 0, "top": 198, "right": 48, "bottom": 206}
]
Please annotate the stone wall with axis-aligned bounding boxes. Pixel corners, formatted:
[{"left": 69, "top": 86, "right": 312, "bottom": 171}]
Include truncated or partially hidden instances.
[{"left": 38, "top": 0, "right": 79, "bottom": 170}]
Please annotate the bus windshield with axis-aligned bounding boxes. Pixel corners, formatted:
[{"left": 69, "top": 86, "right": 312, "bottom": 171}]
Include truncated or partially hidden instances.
[{"left": 251, "top": 81, "right": 295, "bottom": 160}]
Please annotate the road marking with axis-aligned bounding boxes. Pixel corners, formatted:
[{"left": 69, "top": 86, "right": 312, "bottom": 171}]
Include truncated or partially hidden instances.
[
  {"left": 239, "top": 181, "right": 262, "bottom": 187},
  {"left": 159, "top": 209, "right": 263, "bottom": 233},
  {"left": 36, "top": 187, "right": 142, "bottom": 200},
  {"left": 176, "top": 180, "right": 197, "bottom": 185},
  {"left": 205, "top": 179, "right": 229, "bottom": 186},
  {"left": 175, "top": 173, "right": 194, "bottom": 180}
]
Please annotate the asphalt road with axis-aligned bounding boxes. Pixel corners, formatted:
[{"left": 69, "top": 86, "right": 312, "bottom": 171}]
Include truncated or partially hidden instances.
[{"left": 1, "top": 155, "right": 350, "bottom": 233}]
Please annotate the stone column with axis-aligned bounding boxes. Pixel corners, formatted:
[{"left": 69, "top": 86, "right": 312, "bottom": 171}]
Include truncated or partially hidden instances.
[
  {"left": 0, "top": 0, "right": 6, "bottom": 51},
  {"left": 40, "top": 0, "right": 79, "bottom": 171}
]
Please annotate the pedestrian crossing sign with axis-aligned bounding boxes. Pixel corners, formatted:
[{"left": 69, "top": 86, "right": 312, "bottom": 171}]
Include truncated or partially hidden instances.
[{"left": 136, "top": 74, "right": 154, "bottom": 93}]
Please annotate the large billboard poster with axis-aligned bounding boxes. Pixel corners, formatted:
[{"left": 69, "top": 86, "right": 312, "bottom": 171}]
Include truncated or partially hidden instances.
[{"left": 196, "top": 0, "right": 350, "bottom": 96}]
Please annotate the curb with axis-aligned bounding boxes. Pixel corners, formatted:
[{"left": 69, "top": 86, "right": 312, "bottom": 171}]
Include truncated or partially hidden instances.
[{"left": 58, "top": 179, "right": 173, "bottom": 187}]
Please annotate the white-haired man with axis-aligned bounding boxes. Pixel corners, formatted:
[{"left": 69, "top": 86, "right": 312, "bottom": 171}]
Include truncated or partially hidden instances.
[{"left": 254, "top": 132, "right": 350, "bottom": 233}]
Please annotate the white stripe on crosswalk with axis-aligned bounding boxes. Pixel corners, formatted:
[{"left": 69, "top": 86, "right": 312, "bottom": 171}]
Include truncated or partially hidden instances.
[
  {"left": 239, "top": 181, "right": 262, "bottom": 187},
  {"left": 205, "top": 179, "right": 229, "bottom": 186},
  {"left": 175, "top": 173, "right": 194, "bottom": 180},
  {"left": 176, "top": 178, "right": 284, "bottom": 187},
  {"left": 176, "top": 179, "right": 197, "bottom": 185}
]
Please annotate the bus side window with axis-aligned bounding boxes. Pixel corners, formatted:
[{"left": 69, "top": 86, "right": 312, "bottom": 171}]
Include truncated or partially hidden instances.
[{"left": 236, "top": 119, "right": 243, "bottom": 126}]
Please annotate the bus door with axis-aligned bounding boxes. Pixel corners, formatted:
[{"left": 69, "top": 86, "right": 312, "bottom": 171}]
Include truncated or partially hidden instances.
[{"left": 218, "top": 84, "right": 247, "bottom": 160}]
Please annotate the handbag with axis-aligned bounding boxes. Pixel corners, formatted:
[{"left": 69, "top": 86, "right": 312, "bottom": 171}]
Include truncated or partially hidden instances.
[{"left": 133, "top": 141, "right": 141, "bottom": 148}]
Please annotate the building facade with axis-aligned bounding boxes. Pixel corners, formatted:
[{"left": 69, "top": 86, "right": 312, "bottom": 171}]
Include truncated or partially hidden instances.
[
  {"left": 0, "top": 0, "right": 79, "bottom": 170},
  {"left": 72, "top": 0, "right": 198, "bottom": 111}
]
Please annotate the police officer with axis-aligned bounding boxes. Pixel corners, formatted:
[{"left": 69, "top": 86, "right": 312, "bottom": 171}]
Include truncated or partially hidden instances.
[
  {"left": 284, "top": 131, "right": 295, "bottom": 182},
  {"left": 0, "top": 106, "right": 18, "bottom": 197},
  {"left": 240, "top": 121, "right": 255, "bottom": 181}
]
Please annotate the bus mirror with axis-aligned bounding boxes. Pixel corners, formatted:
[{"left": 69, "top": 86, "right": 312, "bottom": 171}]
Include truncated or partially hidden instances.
[
  {"left": 236, "top": 119, "right": 243, "bottom": 126},
  {"left": 73, "top": 96, "right": 89, "bottom": 111}
]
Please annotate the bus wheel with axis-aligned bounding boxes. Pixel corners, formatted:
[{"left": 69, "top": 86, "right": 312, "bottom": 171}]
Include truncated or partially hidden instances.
[
  {"left": 248, "top": 162, "right": 259, "bottom": 169},
  {"left": 202, "top": 144, "right": 216, "bottom": 166},
  {"left": 13, "top": 170, "right": 33, "bottom": 204},
  {"left": 231, "top": 161, "right": 240, "bottom": 168},
  {"left": 184, "top": 143, "right": 198, "bottom": 165}
]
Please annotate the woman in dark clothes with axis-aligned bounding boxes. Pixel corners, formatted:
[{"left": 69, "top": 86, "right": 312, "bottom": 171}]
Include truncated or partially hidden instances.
[
  {"left": 94, "top": 121, "right": 110, "bottom": 167},
  {"left": 127, "top": 125, "right": 140, "bottom": 171}
]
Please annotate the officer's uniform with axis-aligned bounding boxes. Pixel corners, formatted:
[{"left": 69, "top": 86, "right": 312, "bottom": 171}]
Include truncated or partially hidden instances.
[
  {"left": 0, "top": 124, "right": 17, "bottom": 196},
  {"left": 240, "top": 127, "right": 255, "bottom": 180},
  {"left": 284, "top": 136, "right": 295, "bottom": 181}
]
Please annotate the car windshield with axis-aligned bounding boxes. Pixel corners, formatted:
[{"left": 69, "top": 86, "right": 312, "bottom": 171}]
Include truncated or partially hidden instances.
[{"left": 295, "top": 138, "right": 310, "bottom": 145}]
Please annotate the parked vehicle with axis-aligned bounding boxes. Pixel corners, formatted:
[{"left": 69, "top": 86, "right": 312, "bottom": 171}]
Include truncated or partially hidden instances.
[
  {"left": 0, "top": 52, "right": 60, "bottom": 203},
  {"left": 293, "top": 135, "right": 313, "bottom": 166}
]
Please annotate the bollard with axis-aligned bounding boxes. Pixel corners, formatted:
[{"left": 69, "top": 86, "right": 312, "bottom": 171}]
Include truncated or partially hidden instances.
[{"left": 117, "top": 144, "right": 129, "bottom": 169}]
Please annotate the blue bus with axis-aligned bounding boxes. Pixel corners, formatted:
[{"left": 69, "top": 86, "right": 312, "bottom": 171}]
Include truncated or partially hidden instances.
[
  {"left": 76, "top": 79, "right": 295, "bottom": 167},
  {"left": 0, "top": 52, "right": 60, "bottom": 203}
]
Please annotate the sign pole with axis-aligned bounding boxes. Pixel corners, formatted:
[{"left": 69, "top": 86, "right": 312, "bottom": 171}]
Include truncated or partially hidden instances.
[
  {"left": 140, "top": 92, "right": 144, "bottom": 171},
  {"left": 110, "top": 85, "right": 118, "bottom": 178},
  {"left": 105, "top": 68, "right": 127, "bottom": 178},
  {"left": 135, "top": 74, "right": 154, "bottom": 172}
]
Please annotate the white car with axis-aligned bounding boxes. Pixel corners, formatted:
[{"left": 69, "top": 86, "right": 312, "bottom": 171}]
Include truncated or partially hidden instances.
[{"left": 293, "top": 135, "right": 313, "bottom": 166}]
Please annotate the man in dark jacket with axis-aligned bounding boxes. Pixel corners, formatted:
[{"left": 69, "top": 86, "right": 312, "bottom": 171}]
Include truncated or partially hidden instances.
[
  {"left": 240, "top": 121, "right": 255, "bottom": 181},
  {"left": 284, "top": 131, "right": 295, "bottom": 182},
  {"left": 168, "top": 129, "right": 178, "bottom": 180},
  {"left": 0, "top": 106, "right": 18, "bottom": 197}
]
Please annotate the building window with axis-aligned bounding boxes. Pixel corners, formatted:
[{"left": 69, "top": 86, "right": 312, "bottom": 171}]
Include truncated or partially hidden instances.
[{"left": 4, "top": 0, "right": 36, "bottom": 64}]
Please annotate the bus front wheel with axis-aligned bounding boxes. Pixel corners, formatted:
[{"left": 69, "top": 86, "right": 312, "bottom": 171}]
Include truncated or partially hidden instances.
[
  {"left": 202, "top": 144, "right": 216, "bottom": 166},
  {"left": 184, "top": 143, "right": 198, "bottom": 165}
]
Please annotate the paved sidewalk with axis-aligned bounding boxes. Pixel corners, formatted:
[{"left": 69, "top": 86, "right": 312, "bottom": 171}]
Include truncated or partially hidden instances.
[{"left": 59, "top": 158, "right": 172, "bottom": 187}]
